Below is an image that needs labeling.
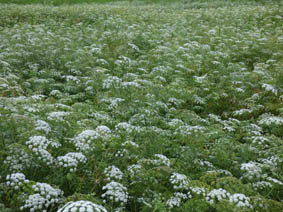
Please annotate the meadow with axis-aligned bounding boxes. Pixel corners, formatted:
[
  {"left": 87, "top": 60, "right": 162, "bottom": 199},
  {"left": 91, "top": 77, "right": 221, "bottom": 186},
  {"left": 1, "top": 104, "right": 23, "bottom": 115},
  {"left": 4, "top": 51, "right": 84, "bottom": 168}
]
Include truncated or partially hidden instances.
[{"left": 0, "top": 0, "right": 282, "bottom": 211}]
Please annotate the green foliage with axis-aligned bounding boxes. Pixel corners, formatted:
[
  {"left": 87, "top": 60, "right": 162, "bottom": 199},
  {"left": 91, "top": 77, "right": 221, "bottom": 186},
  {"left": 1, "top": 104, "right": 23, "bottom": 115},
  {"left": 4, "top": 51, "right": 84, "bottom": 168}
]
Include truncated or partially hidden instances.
[
  {"left": 213, "top": 177, "right": 255, "bottom": 196},
  {"left": 0, "top": 0, "right": 282, "bottom": 7},
  {"left": 182, "top": 198, "right": 210, "bottom": 212},
  {"left": 0, "top": 0, "right": 282, "bottom": 211}
]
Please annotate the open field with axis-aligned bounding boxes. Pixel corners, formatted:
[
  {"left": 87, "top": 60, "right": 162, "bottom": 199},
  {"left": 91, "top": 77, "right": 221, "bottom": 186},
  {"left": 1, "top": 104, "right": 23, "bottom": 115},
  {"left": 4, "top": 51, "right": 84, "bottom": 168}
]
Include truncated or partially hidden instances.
[
  {"left": 0, "top": 0, "right": 282, "bottom": 211},
  {"left": 0, "top": 0, "right": 282, "bottom": 7}
]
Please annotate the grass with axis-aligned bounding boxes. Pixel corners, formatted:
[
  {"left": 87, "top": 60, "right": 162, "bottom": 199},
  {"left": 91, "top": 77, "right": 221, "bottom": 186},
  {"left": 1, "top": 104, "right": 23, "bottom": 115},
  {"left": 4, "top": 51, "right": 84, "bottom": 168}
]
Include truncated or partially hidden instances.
[
  {"left": 0, "top": 0, "right": 281, "bottom": 7},
  {"left": 0, "top": 0, "right": 283, "bottom": 212}
]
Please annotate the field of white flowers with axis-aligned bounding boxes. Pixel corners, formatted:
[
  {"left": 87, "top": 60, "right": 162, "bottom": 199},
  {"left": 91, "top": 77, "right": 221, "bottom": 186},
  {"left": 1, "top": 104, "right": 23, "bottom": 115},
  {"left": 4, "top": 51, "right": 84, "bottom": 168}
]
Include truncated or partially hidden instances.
[{"left": 0, "top": 1, "right": 282, "bottom": 211}]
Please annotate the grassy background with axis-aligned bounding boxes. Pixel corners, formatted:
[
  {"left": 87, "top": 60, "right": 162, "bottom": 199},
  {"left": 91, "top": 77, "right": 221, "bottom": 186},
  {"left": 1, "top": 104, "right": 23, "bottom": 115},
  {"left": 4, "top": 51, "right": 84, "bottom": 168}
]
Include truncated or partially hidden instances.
[
  {"left": 0, "top": 0, "right": 281, "bottom": 7},
  {"left": 0, "top": 0, "right": 282, "bottom": 211}
]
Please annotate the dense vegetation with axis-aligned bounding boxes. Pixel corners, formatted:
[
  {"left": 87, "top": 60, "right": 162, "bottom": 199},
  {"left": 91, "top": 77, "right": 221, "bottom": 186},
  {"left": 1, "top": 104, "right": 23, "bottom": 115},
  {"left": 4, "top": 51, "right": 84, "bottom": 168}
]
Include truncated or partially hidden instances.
[
  {"left": 0, "top": 0, "right": 282, "bottom": 211},
  {"left": 0, "top": 0, "right": 281, "bottom": 6}
]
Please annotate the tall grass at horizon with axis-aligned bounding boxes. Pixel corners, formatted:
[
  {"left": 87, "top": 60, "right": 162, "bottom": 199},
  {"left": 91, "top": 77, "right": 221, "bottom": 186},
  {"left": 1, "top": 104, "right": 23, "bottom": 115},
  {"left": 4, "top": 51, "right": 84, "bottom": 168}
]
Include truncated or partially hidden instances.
[{"left": 0, "top": 0, "right": 281, "bottom": 6}]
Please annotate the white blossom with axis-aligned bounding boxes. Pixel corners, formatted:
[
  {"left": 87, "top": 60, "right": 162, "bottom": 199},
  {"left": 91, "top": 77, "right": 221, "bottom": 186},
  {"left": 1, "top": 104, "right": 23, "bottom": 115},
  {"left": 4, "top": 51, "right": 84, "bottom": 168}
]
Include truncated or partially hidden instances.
[
  {"left": 252, "top": 181, "right": 272, "bottom": 190},
  {"left": 6, "top": 173, "right": 29, "bottom": 187},
  {"left": 205, "top": 188, "right": 230, "bottom": 204},
  {"left": 127, "top": 164, "right": 142, "bottom": 176},
  {"left": 72, "top": 130, "right": 99, "bottom": 151},
  {"left": 240, "top": 162, "right": 262, "bottom": 180},
  {"left": 35, "top": 120, "right": 51, "bottom": 134},
  {"left": 104, "top": 166, "right": 123, "bottom": 181},
  {"left": 26, "top": 136, "right": 60, "bottom": 165},
  {"left": 153, "top": 154, "right": 170, "bottom": 167},
  {"left": 57, "top": 200, "right": 107, "bottom": 212},
  {"left": 258, "top": 114, "right": 283, "bottom": 126},
  {"left": 170, "top": 173, "right": 189, "bottom": 190},
  {"left": 229, "top": 193, "right": 252, "bottom": 208},
  {"left": 190, "top": 187, "right": 207, "bottom": 196},
  {"left": 102, "top": 181, "right": 128, "bottom": 204},
  {"left": 47, "top": 111, "right": 70, "bottom": 121}
]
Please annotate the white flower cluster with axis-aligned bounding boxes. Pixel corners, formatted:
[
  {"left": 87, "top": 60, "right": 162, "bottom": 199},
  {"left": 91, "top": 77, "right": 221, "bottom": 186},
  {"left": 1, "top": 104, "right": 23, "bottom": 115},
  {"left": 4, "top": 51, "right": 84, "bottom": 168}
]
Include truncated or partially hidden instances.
[
  {"left": 222, "top": 120, "right": 236, "bottom": 132},
  {"left": 21, "top": 194, "right": 47, "bottom": 212},
  {"left": 65, "top": 75, "right": 80, "bottom": 84},
  {"left": 250, "top": 136, "right": 269, "bottom": 145},
  {"left": 26, "top": 136, "right": 60, "bottom": 149},
  {"left": 175, "top": 192, "right": 192, "bottom": 200},
  {"left": 138, "top": 154, "right": 171, "bottom": 168},
  {"left": 122, "top": 81, "right": 140, "bottom": 88},
  {"left": 57, "top": 200, "right": 107, "bottom": 212},
  {"left": 6, "top": 173, "right": 29, "bottom": 189},
  {"left": 174, "top": 125, "right": 205, "bottom": 136},
  {"left": 115, "top": 56, "right": 132, "bottom": 67},
  {"left": 47, "top": 111, "right": 70, "bottom": 122},
  {"left": 233, "top": 109, "right": 253, "bottom": 116},
  {"left": 170, "top": 173, "right": 189, "bottom": 190},
  {"left": 114, "top": 149, "right": 128, "bottom": 158},
  {"left": 229, "top": 193, "right": 252, "bottom": 208},
  {"left": 166, "top": 173, "right": 192, "bottom": 208},
  {"left": 168, "top": 97, "right": 184, "bottom": 106},
  {"left": 127, "top": 164, "right": 142, "bottom": 177},
  {"left": 240, "top": 162, "right": 262, "bottom": 180},
  {"left": 34, "top": 120, "right": 51, "bottom": 134},
  {"left": 195, "top": 159, "right": 215, "bottom": 169},
  {"left": 103, "top": 76, "right": 122, "bottom": 89},
  {"left": 122, "top": 140, "right": 139, "bottom": 148},
  {"left": 23, "top": 105, "right": 39, "bottom": 113},
  {"left": 91, "top": 112, "right": 113, "bottom": 124},
  {"left": 205, "top": 189, "right": 252, "bottom": 208},
  {"left": 26, "top": 136, "right": 60, "bottom": 165},
  {"left": 168, "top": 118, "right": 184, "bottom": 127},
  {"left": 258, "top": 156, "right": 282, "bottom": 170},
  {"left": 72, "top": 126, "right": 112, "bottom": 152},
  {"left": 33, "top": 182, "right": 63, "bottom": 198},
  {"left": 6, "top": 173, "right": 63, "bottom": 211},
  {"left": 4, "top": 147, "right": 34, "bottom": 171},
  {"left": 208, "top": 114, "right": 222, "bottom": 123},
  {"left": 252, "top": 181, "right": 272, "bottom": 190},
  {"left": 20, "top": 182, "right": 63, "bottom": 211},
  {"left": 247, "top": 123, "right": 262, "bottom": 136},
  {"left": 31, "top": 95, "right": 46, "bottom": 100},
  {"left": 105, "top": 98, "right": 125, "bottom": 110},
  {"left": 57, "top": 155, "right": 77, "bottom": 170},
  {"left": 72, "top": 130, "right": 99, "bottom": 151},
  {"left": 57, "top": 152, "right": 87, "bottom": 172},
  {"left": 266, "top": 177, "right": 283, "bottom": 185},
  {"left": 102, "top": 181, "right": 128, "bottom": 205},
  {"left": 65, "top": 152, "right": 87, "bottom": 163},
  {"left": 153, "top": 154, "right": 171, "bottom": 167},
  {"left": 258, "top": 114, "right": 283, "bottom": 126},
  {"left": 115, "top": 122, "right": 142, "bottom": 134},
  {"left": 166, "top": 192, "right": 192, "bottom": 208},
  {"left": 148, "top": 126, "right": 170, "bottom": 136},
  {"left": 214, "top": 169, "right": 233, "bottom": 176},
  {"left": 166, "top": 196, "right": 181, "bottom": 208},
  {"left": 205, "top": 188, "right": 230, "bottom": 204},
  {"left": 252, "top": 196, "right": 266, "bottom": 209},
  {"left": 96, "top": 125, "right": 112, "bottom": 137},
  {"left": 262, "top": 83, "right": 278, "bottom": 95},
  {"left": 190, "top": 187, "right": 207, "bottom": 196},
  {"left": 104, "top": 166, "right": 123, "bottom": 181},
  {"left": 50, "top": 90, "right": 62, "bottom": 98}
]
